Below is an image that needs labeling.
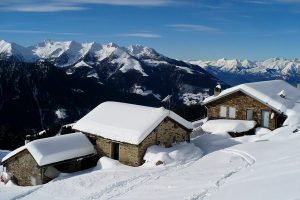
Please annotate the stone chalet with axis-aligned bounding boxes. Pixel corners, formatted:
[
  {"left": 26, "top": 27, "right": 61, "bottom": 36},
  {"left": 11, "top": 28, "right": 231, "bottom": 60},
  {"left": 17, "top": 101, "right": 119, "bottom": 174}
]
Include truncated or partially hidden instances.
[
  {"left": 72, "top": 101, "right": 193, "bottom": 167},
  {"left": 1, "top": 133, "right": 96, "bottom": 186},
  {"left": 202, "top": 80, "right": 300, "bottom": 130}
]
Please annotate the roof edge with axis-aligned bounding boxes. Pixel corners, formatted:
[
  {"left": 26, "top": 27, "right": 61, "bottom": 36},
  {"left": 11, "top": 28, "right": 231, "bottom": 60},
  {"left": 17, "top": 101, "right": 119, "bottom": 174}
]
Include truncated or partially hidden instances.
[{"left": 203, "top": 88, "right": 283, "bottom": 114}]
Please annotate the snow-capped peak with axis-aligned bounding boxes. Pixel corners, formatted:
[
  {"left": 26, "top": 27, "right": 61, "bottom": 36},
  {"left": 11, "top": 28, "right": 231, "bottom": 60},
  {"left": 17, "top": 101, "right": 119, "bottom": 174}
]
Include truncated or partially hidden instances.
[
  {"left": 190, "top": 57, "right": 300, "bottom": 85},
  {"left": 127, "top": 44, "right": 159, "bottom": 59},
  {"left": 32, "top": 40, "right": 81, "bottom": 58},
  {"left": 0, "top": 40, "right": 35, "bottom": 62}
]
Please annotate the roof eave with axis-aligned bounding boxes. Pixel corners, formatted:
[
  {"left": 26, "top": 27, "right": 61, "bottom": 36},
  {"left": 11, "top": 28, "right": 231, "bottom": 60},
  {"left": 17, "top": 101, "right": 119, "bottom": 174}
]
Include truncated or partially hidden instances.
[
  {"left": 38, "top": 153, "right": 97, "bottom": 168},
  {"left": 203, "top": 88, "right": 284, "bottom": 114}
]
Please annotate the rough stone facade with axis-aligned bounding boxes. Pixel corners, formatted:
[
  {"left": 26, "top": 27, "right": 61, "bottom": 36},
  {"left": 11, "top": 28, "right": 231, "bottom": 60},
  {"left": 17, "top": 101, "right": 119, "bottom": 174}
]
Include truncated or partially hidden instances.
[
  {"left": 4, "top": 149, "right": 42, "bottom": 186},
  {"left": 93, "top": 117, "right": 190, "bottom": 167},
  {"left": 3, "top": 150, "right": 87, "bottom": 186},
  {"left": 206, "top": 91, "right": 279, "bottom": 130}
]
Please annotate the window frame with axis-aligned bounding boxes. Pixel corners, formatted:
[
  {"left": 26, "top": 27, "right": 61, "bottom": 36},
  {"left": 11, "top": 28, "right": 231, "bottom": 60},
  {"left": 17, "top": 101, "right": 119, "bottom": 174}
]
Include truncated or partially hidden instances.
[
  {"left": 228, "top": 107, "right": 236, "bottom": 119},
  {"left": 219, "top": 106, "right": 227, "bottom": 118},
  {"left": 246, "top": 109, "right": 254, "bottom": 120}
]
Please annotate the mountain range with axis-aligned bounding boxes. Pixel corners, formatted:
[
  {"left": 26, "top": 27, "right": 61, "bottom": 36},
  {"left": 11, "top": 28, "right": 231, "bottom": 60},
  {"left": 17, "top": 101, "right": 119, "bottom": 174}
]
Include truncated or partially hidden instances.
[
  {"left": 190, "top": 58, "right": 300, "bottom": 86},
  {"left": 0, "top": 39, "right": 223, "bottom": 148},
  {"left": 0, "top": 40, "right": 222, "bottom": 105}
]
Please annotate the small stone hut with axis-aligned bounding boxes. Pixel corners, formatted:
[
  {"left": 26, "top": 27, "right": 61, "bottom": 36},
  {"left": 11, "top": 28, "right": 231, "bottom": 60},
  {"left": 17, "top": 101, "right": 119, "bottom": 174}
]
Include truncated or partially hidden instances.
[
  {"left": 1, "top": 132, "right": 96, "bottom": 186},
  {"left": 202, "top": 80, "right": 300, "bottom": 130},
  {"left": 72, "top": 101, "right": 193, "bottom": 167}
]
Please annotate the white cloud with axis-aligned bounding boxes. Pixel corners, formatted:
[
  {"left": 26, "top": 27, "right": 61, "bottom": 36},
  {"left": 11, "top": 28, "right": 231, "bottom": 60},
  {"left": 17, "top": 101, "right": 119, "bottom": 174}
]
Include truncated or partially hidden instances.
[
  {"left": 243, "top": 0, "right": 300, "bottom": 4},
  {"left": 119, "top": 32, "right": 161, "bottom": 38},
  {"left": 0, "top": 29, "right": 83, "bottom": 35},
  {"left": 168, "top": 24, "right": 219, "bottom": 32},
  {"left": 7, "top": 4, "right": 85, "bottom": 12},
  {"left": 64, "top": 0, "right": 173, "bottom": 6},
  {"left": 0, "top": 0, "right": 175, "bottom": 12},
  {"left": 243, "top": 1, "right": 271, "bottom": 4}
]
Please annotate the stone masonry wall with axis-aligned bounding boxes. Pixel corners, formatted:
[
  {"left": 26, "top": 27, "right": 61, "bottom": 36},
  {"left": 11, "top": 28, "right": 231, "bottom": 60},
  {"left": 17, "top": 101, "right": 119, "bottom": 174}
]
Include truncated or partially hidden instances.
[
  {"left": 206, "top": 91, "right": 277, "bottom": 130},
  {"left": 96, "top": 138, "right": 113, "bottom": 157},
  {"left": 5, "top": 149, "right": 42, "bottom": 186},
  {"left": 93, "top": 117, "right": 190, "bottom": 167},
  {"left": 119, "top": 144, "right": 140, "bottom": 166},
  {"left": 138, "top": 117, "right": 190, "bottom": 165}
]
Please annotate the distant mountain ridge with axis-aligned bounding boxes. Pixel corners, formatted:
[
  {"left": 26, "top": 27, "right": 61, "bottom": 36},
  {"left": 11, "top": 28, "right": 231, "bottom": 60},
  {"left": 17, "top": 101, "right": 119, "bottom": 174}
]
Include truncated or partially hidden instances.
[
  {"left": 0, "top": 39, "right": 224, "bottom": 105},
  {"left": 190, "top": 58, "right": 300, "bottom": 86}
]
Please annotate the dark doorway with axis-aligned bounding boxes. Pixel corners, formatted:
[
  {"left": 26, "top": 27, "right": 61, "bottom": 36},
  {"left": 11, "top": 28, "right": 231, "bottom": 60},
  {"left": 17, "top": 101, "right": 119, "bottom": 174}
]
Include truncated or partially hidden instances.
[
  {"left": 276, "top": 115, "right": 287, "bottom": 128},
  {"left": 112, "top": 143, "right": 119, "bottom": 160}
]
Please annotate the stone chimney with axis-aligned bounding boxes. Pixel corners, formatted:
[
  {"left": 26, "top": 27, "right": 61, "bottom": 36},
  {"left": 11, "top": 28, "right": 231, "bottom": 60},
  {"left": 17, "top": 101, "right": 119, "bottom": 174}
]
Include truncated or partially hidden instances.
[
  {"left": 25, "top": 135, "right": 31, "bottom": 144},
  {"left": 214, "top": 84, "right": 222, "bottom": 96}
]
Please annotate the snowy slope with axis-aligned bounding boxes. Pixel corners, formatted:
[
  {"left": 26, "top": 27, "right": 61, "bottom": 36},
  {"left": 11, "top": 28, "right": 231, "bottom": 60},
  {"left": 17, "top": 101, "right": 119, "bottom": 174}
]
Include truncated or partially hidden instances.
[
  {"left": 190, "top": 58, "right": 300, "bottom": 85},
  {"left": 2, "top": 123, "right": 300, "bottom": 200}
]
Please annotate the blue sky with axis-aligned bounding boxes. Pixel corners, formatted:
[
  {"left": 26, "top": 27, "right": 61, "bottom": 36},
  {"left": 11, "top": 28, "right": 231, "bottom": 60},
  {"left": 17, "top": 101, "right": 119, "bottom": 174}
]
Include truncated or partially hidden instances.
[{"left": 1, "top": 0, "right": 300, "bottom": 60}]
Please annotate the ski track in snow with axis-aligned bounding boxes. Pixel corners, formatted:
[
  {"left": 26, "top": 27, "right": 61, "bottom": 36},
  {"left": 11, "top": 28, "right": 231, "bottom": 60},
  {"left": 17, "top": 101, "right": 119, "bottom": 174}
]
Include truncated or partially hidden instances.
[
  {"left": 186, "top": 148, "right": 256, "bottom": 200},
  {"left": 85, "top": 158, "right": 199, "bottom": 200},
  {"left": 7, "top": 148, "right": 255, "bottom": 200},
  {"left": 12, "top": 186, "right": 42, "bottom": 200}
]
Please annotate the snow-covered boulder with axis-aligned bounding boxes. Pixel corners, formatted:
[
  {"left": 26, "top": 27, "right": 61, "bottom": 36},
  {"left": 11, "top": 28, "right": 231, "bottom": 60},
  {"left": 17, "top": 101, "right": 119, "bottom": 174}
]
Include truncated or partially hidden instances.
[{"left": 143, "top": 142, "right": 203, "bottom": 167}]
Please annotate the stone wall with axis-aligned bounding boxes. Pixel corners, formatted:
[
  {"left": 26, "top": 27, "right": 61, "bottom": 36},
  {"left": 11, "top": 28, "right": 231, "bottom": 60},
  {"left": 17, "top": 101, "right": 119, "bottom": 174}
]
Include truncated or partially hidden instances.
[
  {"left": 206, "top": 91, "right": 278, "bottom": 130},
  {"left": 4, "top": 149, "right": 42, "bottom": 186},
  {"left": 138, "top": 117, "right": 190, "bottom": 165},
  {"left": 96, "top": 138, "right": 113, "bottom": 157},
  {"left": 119, "top": 144, "right": 140, "bottom": 166},
  {"left": 93, "top": 117, "right": 190, "bottom": 167}
]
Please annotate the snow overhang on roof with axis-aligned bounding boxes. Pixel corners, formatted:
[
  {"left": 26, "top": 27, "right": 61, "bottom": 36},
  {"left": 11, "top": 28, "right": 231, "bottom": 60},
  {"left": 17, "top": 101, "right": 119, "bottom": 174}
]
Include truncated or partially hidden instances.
[
  {"left": 2, "top": 132, "right": 96, "bottom": 167},
  {"left": 72, "top": 101, "right": 193, "bottom": 145},
  {"left": 202, "top": 80, "right": 300, "bottom": 115}
]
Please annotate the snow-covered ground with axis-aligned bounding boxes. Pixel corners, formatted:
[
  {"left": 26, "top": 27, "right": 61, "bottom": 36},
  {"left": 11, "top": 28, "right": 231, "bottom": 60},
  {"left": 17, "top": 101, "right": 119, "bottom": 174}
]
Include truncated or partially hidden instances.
[{"left": 1, "top": 125, "right": 300, "bottom": 199}]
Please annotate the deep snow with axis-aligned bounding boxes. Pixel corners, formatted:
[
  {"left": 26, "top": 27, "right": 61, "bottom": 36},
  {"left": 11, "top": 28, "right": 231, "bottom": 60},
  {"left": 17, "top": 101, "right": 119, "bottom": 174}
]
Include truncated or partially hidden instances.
[
  {"left": 1, "top": 124, "right": 300, "bottom": 200},
  {"left": 201, "top": 119, "right": 256, "bottom": 133}
]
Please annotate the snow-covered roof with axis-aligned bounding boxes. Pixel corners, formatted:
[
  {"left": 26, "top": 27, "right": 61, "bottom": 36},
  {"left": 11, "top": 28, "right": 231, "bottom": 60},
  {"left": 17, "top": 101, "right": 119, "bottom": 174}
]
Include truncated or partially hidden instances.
[
  {"left": 203, "top": 80, "right": 300, "bottom": 115},
  {"left": 202, "top": 119, "right": 256, "bottom": 133},
  {"left": 72, "top": 101, "right": 193, "bottom": 145},
  {"left": 2, "top": 132, "right": 96, "bottom": 166}
]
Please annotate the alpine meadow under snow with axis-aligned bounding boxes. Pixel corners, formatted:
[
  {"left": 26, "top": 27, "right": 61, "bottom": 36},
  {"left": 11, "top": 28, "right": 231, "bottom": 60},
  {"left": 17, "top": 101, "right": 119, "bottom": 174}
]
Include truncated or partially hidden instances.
[{"left": 1, "top": 124, "right": 300, "bottom": 200}]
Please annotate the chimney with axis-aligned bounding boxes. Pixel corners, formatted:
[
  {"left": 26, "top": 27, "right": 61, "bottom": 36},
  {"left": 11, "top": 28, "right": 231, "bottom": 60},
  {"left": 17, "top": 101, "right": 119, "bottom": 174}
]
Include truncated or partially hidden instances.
[
  {"left": 25, "top": 135, "right": 31, "bottom": 144},
  {"left": 214, "top": 84, "right": 222, "bottom": 96},
  {"left": 278, "top": 90, "right": 286, "bottom": 98}
]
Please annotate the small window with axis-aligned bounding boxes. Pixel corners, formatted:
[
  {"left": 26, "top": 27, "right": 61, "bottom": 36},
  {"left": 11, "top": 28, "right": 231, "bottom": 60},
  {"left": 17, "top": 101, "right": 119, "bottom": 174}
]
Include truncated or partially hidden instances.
[
  {"left": 229, "top": 107, "right": 236, "bottom": 118},
  {"left": 219, "top": 106, "right": 227, "bottom": 118},
  {"left": 246, "top": 109, "right": 253, "bottom": 120}
]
